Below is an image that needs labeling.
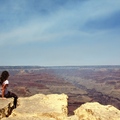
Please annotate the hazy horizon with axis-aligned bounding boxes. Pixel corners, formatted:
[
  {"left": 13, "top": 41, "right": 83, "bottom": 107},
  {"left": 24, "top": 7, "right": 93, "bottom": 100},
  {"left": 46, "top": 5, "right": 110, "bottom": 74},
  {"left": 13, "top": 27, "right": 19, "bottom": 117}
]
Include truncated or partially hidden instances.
[{"left": 1, "top": 64, "right": 120, "bottom": 67}]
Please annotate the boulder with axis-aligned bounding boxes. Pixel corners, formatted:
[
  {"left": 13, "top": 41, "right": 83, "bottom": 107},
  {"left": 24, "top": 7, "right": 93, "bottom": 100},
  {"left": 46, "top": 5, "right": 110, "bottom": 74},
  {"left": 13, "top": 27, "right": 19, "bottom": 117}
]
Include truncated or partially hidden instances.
[{"left": 74, "top": 102, "right": 120, "bottom": 120}]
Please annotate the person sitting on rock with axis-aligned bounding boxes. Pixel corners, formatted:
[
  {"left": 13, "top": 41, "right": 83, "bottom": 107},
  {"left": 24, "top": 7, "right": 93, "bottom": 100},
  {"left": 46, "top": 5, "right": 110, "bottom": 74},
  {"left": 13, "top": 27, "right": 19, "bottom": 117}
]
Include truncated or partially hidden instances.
[{"left": 0, "top": 71, "right": 18, "bottom": 108}]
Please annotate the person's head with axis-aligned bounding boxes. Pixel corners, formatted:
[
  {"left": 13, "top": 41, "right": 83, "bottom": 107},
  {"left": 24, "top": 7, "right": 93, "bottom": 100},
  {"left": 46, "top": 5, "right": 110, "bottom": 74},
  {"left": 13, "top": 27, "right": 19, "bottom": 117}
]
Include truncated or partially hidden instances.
[{"left": 0, "top": 71, "right": 9, "bottom": 84}]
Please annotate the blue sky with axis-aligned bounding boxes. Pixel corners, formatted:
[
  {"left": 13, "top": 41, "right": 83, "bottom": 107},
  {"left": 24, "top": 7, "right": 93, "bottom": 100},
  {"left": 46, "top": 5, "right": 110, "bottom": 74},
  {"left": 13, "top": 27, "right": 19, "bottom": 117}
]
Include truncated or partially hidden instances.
[{"left": 0, "top": 0, "right": 120, "bottom": 66}]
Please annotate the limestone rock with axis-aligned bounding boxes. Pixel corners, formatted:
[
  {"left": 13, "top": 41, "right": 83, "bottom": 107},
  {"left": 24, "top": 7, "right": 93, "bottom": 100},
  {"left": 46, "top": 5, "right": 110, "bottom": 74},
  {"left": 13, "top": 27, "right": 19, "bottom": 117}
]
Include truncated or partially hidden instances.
[
  {"left": 67, "top": 115, "right": 78, "bottom": 120},
  {"left": 0, "top": 98, "right": 14, "bottom": 119},
  {"left": 2, "top": 94, "right": 68, "bottom": 120},
  {"left": 1, "top": 94, "right": 120, "bottom": 120},
  {"left": 74, "top": 102, "right": 120, "bottom": 120}
]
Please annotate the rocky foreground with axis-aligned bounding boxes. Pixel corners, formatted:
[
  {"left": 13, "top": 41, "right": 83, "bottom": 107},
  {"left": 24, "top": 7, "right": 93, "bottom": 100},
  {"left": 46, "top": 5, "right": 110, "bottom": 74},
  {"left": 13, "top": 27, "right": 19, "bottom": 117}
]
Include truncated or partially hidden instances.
[{"left": 1, "top": 94, "right": 120, "bottom": 120}]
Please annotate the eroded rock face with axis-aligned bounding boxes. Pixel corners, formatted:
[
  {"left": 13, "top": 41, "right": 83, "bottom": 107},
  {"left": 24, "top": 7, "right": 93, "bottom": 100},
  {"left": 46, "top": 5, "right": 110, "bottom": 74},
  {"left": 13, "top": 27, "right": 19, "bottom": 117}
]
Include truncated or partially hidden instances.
[
  {"left": 0, "top": 98, "right": 14, "bottom": 119},
  {"left": 2, "top": 94, "right": 68, "bottom": 120},
  {"left": 74, "top": 102, "right": 120, "bottom": 120},
  {"left": 1, "top": 94, "right": 120, "bottom": 120}
]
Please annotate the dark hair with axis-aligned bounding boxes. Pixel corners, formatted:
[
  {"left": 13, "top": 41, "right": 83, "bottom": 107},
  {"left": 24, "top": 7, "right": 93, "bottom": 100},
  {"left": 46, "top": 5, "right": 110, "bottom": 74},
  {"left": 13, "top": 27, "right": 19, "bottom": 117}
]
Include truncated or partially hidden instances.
[{"left": 0, "top": 71, "right": 9, "bottom": 85}]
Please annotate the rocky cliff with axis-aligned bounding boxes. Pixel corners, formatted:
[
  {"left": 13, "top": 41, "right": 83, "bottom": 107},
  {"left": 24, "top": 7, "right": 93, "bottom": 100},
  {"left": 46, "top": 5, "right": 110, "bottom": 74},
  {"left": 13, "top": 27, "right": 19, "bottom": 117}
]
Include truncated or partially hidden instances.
[
  {"left": 0, "top": 98, "right": 14, "bottom": 119},
  {"left": 2, "top": 94, "right": 68, "bottom": 120},
  {"left": 1, "top": 94, "right": 120, "bottom": 120}
]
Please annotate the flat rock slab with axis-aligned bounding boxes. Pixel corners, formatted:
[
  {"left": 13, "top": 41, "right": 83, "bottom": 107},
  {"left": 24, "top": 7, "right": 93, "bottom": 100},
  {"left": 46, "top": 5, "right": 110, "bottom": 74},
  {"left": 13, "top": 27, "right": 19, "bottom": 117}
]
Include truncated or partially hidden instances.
[
  {"left": 0, "top": 98, "right": 13, "bottom": 108},
  {"left": 3, "top": 94, "right": 68, "bottom": 120}
]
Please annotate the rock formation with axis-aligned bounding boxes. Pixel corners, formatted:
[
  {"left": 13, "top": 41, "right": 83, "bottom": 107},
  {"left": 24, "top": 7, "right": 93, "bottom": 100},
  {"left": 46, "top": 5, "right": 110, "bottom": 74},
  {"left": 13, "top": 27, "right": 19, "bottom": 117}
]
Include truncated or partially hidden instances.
[
  {"left": 1, "top": 94, "right": 120, "bottom": 120},
  {"left": 2, "top": 94, "right": 68, "bottom": 120},
  {"left": 0, "top": 98, "right": 14, "bottom": 119},
  {"left": 74, "top": 102, "right": 120, "bottom": 120}
]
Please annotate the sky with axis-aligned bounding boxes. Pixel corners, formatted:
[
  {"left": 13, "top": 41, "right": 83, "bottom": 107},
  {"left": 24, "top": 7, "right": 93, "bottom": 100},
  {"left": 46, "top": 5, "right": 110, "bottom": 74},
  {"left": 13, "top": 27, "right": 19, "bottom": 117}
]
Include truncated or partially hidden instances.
[{"left": 0, "top": 0, "right": 120, "bottom": 66}]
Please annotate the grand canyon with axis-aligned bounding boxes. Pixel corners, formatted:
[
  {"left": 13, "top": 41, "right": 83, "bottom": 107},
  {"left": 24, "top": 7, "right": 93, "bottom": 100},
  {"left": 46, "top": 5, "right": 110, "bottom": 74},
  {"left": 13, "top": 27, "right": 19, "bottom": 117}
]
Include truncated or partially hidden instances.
[{"left": 0, "top": 66, "right": 120, "bottom": 115}]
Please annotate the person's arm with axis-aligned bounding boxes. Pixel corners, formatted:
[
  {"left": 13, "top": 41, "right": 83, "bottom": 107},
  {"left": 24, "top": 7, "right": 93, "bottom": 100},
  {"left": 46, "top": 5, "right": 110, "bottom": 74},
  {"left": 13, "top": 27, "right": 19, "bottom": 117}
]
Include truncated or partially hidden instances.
[{"left": 2, "top": 84, "right": 7, "bottom": 98}]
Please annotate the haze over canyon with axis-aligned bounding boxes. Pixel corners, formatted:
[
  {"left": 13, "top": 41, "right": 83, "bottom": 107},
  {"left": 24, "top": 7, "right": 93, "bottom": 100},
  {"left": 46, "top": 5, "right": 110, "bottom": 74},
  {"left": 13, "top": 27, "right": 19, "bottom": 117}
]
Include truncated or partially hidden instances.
[{"left": 0, "top": 65, "right": 120, "bottom": 115}]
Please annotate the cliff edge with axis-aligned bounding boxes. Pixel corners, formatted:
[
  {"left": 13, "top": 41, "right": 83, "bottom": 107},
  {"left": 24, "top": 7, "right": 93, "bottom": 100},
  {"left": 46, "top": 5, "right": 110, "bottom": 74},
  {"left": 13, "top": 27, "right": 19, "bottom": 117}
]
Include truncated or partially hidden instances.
[
  {"left": 1, "top": 94, "right": 120, "bottom": 120},
  {"left": 0, "top": 98, "right": 14, "bottom": 119},
  {"left": 2, "top": 94, "right": 68, "bottom": 120}
]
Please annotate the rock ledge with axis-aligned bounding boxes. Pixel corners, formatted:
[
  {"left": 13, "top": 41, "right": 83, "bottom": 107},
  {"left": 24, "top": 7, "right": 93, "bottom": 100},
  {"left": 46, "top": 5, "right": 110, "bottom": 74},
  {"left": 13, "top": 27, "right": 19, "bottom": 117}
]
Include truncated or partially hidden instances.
[
  {"left": 1, "top": 94, "right": 120, "bottom": 120},
  {"left": 0, "top": 98, "right": 14, "bottom": 119}
]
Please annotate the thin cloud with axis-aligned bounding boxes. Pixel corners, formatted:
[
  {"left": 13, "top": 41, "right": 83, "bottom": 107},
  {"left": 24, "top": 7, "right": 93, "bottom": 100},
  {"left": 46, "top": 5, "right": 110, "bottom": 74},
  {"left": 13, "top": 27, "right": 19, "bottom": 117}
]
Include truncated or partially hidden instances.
[
  {"left": 1, "top": 0, "right": 120, "bottom": 46},
  {"left": 0, "top": 0, "right": 120, "bottom": 66}
]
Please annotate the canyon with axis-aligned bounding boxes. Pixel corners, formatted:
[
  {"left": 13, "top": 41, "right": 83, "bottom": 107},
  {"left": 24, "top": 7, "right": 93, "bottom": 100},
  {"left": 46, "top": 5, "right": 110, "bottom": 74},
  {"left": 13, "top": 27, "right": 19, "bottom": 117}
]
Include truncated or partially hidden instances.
[{"left": 0, "top": 66, "right": 120, "bottom": 115}]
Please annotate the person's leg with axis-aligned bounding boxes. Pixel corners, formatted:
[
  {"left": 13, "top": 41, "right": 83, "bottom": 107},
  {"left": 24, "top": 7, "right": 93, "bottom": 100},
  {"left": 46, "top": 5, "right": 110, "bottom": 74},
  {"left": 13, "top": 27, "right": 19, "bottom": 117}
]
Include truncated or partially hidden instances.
[{"left": 5, "top": 91, "right": 18, "bottom": 108}]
